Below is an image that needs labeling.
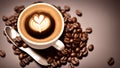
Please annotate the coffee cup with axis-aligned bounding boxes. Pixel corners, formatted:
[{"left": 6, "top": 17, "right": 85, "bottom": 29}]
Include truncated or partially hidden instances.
[{"left": 17, "top": 3, "right": 64, "bottom": 50}]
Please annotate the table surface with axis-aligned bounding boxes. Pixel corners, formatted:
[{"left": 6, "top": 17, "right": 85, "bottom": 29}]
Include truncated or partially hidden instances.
[{"left": 0, "top": 0, "right": 120, "bottom": 68}]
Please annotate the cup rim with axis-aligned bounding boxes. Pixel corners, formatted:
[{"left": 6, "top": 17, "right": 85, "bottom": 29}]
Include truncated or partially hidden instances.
[{"left": 17, "top": 3, "right": 64, "bottom": 46}]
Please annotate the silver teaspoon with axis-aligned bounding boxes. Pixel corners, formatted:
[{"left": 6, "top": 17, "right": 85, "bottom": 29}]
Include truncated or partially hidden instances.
[{"left": 4, "top": 26, "right": 49, "bottom": 66}]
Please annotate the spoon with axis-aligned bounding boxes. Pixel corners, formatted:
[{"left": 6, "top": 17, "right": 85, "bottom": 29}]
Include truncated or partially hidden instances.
[{"left": 4, "top": 26, "right": 49, "bottom": 66}]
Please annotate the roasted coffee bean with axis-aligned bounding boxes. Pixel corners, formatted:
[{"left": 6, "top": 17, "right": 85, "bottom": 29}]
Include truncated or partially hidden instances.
[
  {"left": 56, "top": 6, "right": 61, "bottom": 11},
  {"left": 76, "top": 28, "right": 82, "bottom": 33},
  {"left": 80, "top": 32, "right": 88, "bottom": 41},
  {"left": 64, "top": 13, "right": 71, "bottom": 18},
  {"left": 47, "top": 57, "right": 53, "bottom": 64},
  {"left": 65, "top": 33, "right": 72, "bottom": 38},
  {"left": 71, "top": 57, "right": 79, "bottom": 65},
  {"left": 22, "top": 43, "right": 28, "bottom": 48},
  {"left": 11, "top": 19, "right": 17, "bottom": 24},
  {"left": 54, "top": 56, "right": 59, "bottom": 60},
  {"left": 26, "top": 56, "right": 33, "bottom": 62},
  {"left": 2, "top": 16, "right": 8, "bottom": 21},
  {"left": 61, "top": 49, "right": 68, "bottom": 55},
  {"left": 22, "top": 58, "right": 29, "bottom": 64},
  {"left": 88, "top": 44, "right": 94, "bottom": 51},
  {"left": 5, "top": 20, "right": 12, "bottom": 26},
  {"left": 12, "top": 45, "right": 17, "bottom": 50},
  {"left": 61, "top": 9, "right": 66, "bottom": 14},
  {"left": 67, "top": 48, "right": 72, "bottom": 53},
  {"left": 60, "top": 56, "right": 67, "bottom": 64},
  {"left": 14, "top": 5, "right": 25, "bottom": 13},
  {"left": 56, "top": 60, "right": 61, "bottom": 66},
  {"left": 70, "top": 39, "right": 74, "bottom": 43},
  {"left": 66, "top": 44, "right": 71, "bottom": 48},
  {"left": 75, "top": 10, "right": 82, "bottom": 16},
  {"left": 108, "top": 57, "right": 114, "bottom": 66},
  {"left": 33, "top": 1, "right": 43, "bottom": 3},
  {"left": 19, "top": 61, "right": 26, "bottom": 67},
  {"left": 82, "top": 49, "right": 88, "bottom": 56},
  {"left": 68, "top": 18, "right": 73, "bottom": 23},
  {"left": 73, "top": 38, "right": 80, "bottom": 44},
  {"left": 68, "top": 63, "right": 74, "bottom": 68},
  {"left": 14, "top": 48, "right": 21, "bottom": 55},
  {"left": 86, "top": 27, "right": 92, "bottom": 34},
  {"left": 80, "top": 42, "right": 86, "bottom": 48},
  {"left": 19, "top": 53, "right": 24, "bottom": 60},
  {"left": 81, "top": 47, "right": 87, "bottom": 53},
  {"left": 0, "top": 50, "right": 6, "bottom": 57},
  {"left": 64, "top": 37, "right": 70, "bottom": 43},
  {"left": 64, "top": 5, "right": 70, "bottom": 11},
  {"left": 71, "top": 52, "right": 76, "bottom": 57},
  {"left": 51, "top": 61, "right": 57, "bottom": 68},
  {"left": 71, "top": 17, "right": 77, "bottom": 23},
  {"left": 73, "top": 33, "right": 79, "bottom": 39},
  {"left": 15, "top": 36, "right": 22, "bottom": 42},
  {"left": 68, "top": 57, "right": 72, "bottom": 62},
  {"left": 75, "top": 47, "right": 80, "bottom": 52},
  {"left": 77, "top": 51, "right": 83, "bottom": 58},
  {"left": 8, "top": 15, "right": 15, "bottom": 22},
  {"left": 73, "top": 23, "right": 80, "bottom": 28}
]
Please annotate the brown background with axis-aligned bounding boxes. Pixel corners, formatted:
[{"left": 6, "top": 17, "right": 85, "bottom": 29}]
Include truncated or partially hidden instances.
[{"left": 0, "top": 0, "right": 120, "bottom": 68}]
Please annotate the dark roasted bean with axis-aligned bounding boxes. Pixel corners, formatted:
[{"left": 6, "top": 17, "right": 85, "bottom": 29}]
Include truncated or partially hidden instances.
[
  {"left": 2, "top": 16, "right": 8, "bottom": 21},
  {"left": 86, "top": 27, "right": 92, "bottom": 34},
  {"left": 19, "top": 53, "right": 24, "bottom": 60},
  {"left": 88, "top": 44, "right": 94, "bottom": 51},
  {"left": 22, "top": 43, "right": 28, "bottom": 48},
  {"left": 64, "top": 5, "right": 70, "bottom": 11},
  {"left": 71, "top": 57, "right": 79, "bottom": 65},
  {"left": 108, "top": 57, "right": 115, "bottom": 66},
  {"left": 75, "top": 10, "right": 82, "bottom": 16},
  {"left": 71, "top": 52, "right": 76, "bottom": 57},
  {"left": 71, "top": 17, "right": 77, "bottom": 23},
  {"left": 0, "top": 50, "right": 6, "bottom": 57},
  {"left": 68, "top": 63, "right": 74, "bottom": 68}
]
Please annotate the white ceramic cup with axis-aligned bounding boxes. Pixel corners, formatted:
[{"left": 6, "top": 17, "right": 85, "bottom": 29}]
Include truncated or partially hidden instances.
[{"left": 17, "top": 3, "right": 64, "bottom": 50}]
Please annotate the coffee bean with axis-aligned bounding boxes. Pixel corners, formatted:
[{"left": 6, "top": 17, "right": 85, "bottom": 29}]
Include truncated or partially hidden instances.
[
  {"left": 70, "top": 39, "right": 74, "bottom": 43},
  {"left": 71, "top": 57, "right": 79, "bottom": 65},
  {"left": 12, "top": 45, "right": 17, "bottom": 50},
  {"left": 71, "top": 17, "right": 77, "bottom": 23},
  {"left": 8, "top": 15, "right": 15, "bottom": 22},
  {"left": 51, "top": 61, "right": 57, "bottom": 68},
  {"left": 15, "top": 36, "right": 22, "bottom": 42},
  {"left": 82, "top": 49, "right": 88, "bottom": 56},
  {"left": 73, "top": 38, "right": 80, "bottom": 44},
  {"left": 81, "top": 47, "right": 87, "bottom": 53},
  {"left": 47, "top": 57, "right": 53, "bottom": 64},
  {"left": 26, "top": 56, "right": 33, "bottom": 62},
  {"left": 65, "top": 33, "right": 72, "bottom": 38},
  {"left": 22, "top": 43, "right": 28, "bottom": 48},
  {"left": 61, "top": 9, "right": 66, "bottom": 14},
  {"left": 61, "top": 49, "right": 68, "bottom": 56},
  {"left": 64, "top": 5, "right": 70, "bottom": 11},
  {"left": 0, "top": 50, "right": 6, "bottom": 57},
  {"left": 73, "top": 33, "right": 79, "bottom": 39},
  {"left": 56, "top": 6, "right": 61, "bottom": 11},
  {"left": 64, "top": 13, "right": 71, "bottom": 18},
  {"left": 76, "top": 28, "right": 82, "bottom": 33},
  {"left": 80, "top": 42, "right": 86, "bottom": 48},
  {"left": 107, "top": 57, "right": 115, "bottom": 66},
  {"left": 77, "top": 51, "right": 83, "bottom": 58},
  {"left": 88, "top": 44, "right": 94, "bottom": 51},
  {"left": 68, "top": 57, "right": 72, "bottom": 62},
  {"left": 71, "top": 52, "right": 76, "bottom": 57},
  {"left": 56, "top": 60, "right": 61, "bottom": 66},
  {"left": 19, "top": 61, "right": 26, "bottom": 67},
  {"left": 19, "top": 53, "right": 24, "bottom": 60},
  {"left": 64, "top": 37, "right": 70, "bottom": 43},
  {"left": 60, "top": 56, "right": 67, "bottom": 64},
  {"left": 86, "top": 27, "right": 92, "bottom": 34},
  {"left": 68, "top": 63, "right": 74, "bottom": 68},
  {"left": 75, "top": 10, "right": 82, "bottom": 16},
  {"left": 2, "top": 16, "right": 8, "bottom": 21},
  {"left": 14, "top": 5, "right": 25, "bottom": 13},
  {"left": 54, "top": 56, "right": 59, "bottom": 60},
  {"left": 75, "top": 47, "right": 80, "bottom": 52},
  {"left": 5, "top": 20, "right": 12, "bottom": 26},
  {"left": 14, "top": 48, "right": 21, "bottom": 55},
  {"left": 80, "top": 32, "right": 88, "bottom": 41}
]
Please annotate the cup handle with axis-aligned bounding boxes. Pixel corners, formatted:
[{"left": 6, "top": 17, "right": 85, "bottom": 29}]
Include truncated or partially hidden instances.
[{"left": 53, "top": 40, "right": 64, "bottom": 50}]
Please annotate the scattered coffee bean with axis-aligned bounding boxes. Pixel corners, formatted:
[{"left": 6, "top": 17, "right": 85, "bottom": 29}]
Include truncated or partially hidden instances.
[
  {"left": 77, "top": 51, "right": 83, "bottom": 58},
  {"left": 0, "top": 50, "right": 6, "bottom": 57},
  {"left": 108, "top": 57, "right": 114, "bottom": 66},
  {"left": 75, "top": 47, "right": 80, "bottom": 52},
  {"left": 71, "top": 57, "right": 79, "bottom": 65},
  {"left": 19, "top": 53, "right": 24, "bottom": 60},
  {"left": 14, "top": 5, "right": 25, "bottom": 13},
  {"left": 12, "top": 45, "right": 17, "bottom": 50},
  {"left": 22, "top": 43, "right": 28, "bottom": 48},
  {"left": 71, "top": 17, "right": 77, "bottom": 23},
  {"left": 86, "top": 27, "right": 92, "bottom": 34},
  {"left": 68, "top": 63, "right": 74, "bottom": 68},
  {"left": 64, "top": 5, "right": 70, "bottom": 11},
  {"left": 75, "top": 10, "right": 82, "bottom": 16},
  {"left": 14, "top": 48, "right": 21, "bottom": 55},
  {"left": 71, "top": 52, "right": 76, "bottom": 57},
  {"left": 88, "top": 44, "right": 94, "bottom": 51},
  {"left": 2, "top": 16, "right": 8, "bottom": 21},
  {"left": 19, "top": 60, "right": 26, "bottom": 67}
]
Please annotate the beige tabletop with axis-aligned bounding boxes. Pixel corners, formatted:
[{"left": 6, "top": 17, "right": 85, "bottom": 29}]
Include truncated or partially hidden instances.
[{"left": 0, "top": 0, "right": 120, "bottom": 68}]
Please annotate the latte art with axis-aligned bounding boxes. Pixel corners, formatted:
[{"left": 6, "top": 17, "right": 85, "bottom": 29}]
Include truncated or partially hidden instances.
[{"left": 29, "top": 14, "right": 51, "bottom": 33}]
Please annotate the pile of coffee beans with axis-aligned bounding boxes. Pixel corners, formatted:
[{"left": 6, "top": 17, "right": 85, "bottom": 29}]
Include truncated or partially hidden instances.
[{"left": 2, "top": 2, "right": 95, "bottom": 68}]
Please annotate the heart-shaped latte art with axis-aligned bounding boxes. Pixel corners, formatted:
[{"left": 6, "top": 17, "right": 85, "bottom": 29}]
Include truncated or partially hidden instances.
[{"left": 29, "top": 14, "right": 51, "bottom": 33}]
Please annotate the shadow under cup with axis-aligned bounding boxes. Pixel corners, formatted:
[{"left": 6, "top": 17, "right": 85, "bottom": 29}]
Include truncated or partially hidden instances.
[{"left": 17, "top": 3, "right": 64, "bottom": 49}]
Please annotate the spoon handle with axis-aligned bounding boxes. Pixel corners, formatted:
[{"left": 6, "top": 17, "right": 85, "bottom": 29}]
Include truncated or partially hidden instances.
[{"left": 4, "top": 26, "right": 49, "bottom": 66}]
